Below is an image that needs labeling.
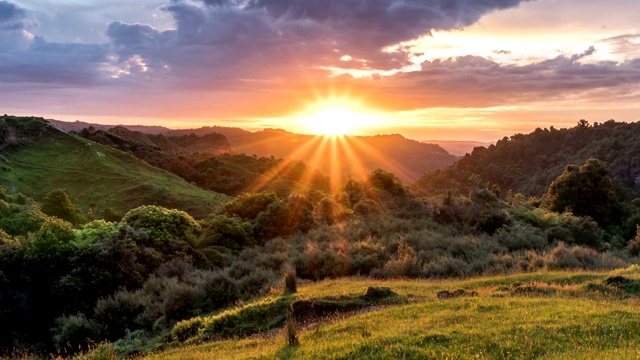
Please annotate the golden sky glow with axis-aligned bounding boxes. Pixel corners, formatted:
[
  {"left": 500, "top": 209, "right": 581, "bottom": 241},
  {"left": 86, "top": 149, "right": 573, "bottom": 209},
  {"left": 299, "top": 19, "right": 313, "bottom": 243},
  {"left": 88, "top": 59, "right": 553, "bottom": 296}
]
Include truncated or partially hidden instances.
[{"left": 296, "top": 107, "right": 383, "bottom": 136}]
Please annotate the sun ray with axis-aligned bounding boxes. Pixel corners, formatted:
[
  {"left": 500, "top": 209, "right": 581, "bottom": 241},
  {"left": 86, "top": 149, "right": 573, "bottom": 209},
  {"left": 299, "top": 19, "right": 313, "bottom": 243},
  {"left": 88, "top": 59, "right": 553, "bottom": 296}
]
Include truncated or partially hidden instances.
[
  {"left": 334, "top": 135, "right": 371, "bottom": 184},
  {"left": 345, "top": 136, "right": 415, "bottom": 182},
  {"left": 290, "top": 135, "right": 332, "bottom": 194},
  {"left": 245, "top": 135, "right": 325, "bottom": 194}
]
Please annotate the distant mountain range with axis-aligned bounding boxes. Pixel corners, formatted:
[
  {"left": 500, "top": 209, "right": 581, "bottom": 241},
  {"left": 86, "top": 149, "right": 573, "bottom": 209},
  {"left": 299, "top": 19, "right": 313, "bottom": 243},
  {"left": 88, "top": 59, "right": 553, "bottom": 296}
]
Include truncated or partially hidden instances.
[
  {"left": 421, "top": 140, "right": 494, "bottom": 156},
  {"left": 50, "top": 119, "right": 458, "bottom": 183}
]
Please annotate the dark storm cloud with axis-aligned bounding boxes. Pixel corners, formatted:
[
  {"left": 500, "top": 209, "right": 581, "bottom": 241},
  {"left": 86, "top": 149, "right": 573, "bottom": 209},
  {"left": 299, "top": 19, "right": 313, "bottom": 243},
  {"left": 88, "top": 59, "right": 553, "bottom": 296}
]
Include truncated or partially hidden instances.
[
  {"left": 101, "top": 0, "right": 530, "bottom": 89},
  {"left": 0, "top": 0, "right": 27, "bottom": 30},
  {"left": 0, "top": 36, "right": 110, "bottom": 85}
]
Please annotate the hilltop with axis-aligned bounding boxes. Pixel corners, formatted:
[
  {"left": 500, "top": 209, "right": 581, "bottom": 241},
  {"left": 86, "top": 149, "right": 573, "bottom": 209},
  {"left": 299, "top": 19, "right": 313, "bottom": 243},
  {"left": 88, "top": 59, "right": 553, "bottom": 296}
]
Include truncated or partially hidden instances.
[
  {"left": 416, "top": 120, "right": 640, "bottom": 197},
  {"left": 0, "top": 116, "right": 227, "bottom": 218}
]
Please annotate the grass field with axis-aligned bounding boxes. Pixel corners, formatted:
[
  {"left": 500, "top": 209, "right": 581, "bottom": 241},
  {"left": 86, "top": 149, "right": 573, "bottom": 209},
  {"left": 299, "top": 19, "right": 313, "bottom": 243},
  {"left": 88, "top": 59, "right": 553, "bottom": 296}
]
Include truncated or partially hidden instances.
[
  {"left": 144, "top": 268, "right": 640, "bottom": 360},
  {"left": 0, "top": 117, "right": 227, "bottom": 218}
]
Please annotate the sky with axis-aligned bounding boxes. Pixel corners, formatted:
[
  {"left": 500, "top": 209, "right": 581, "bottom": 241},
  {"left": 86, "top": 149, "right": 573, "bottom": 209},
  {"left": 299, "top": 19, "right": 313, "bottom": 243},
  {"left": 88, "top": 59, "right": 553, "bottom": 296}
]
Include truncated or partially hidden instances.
[{"left": 1, "top": 0, "right": 640, "bottom": 141}]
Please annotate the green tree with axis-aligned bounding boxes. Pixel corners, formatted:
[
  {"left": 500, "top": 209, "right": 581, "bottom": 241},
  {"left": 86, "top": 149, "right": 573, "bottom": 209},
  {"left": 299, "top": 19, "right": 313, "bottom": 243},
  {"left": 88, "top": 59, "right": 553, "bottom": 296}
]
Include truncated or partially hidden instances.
[
  {"left": 41, "top": 189, "right": 86, "bottom": 225},
  {"left": 122, "top": 205, "right": 201, "bottom": 253},
  {"left": 367, "top": 169, "right": 407, "bottom": 197},
  {"left": 544, "top": 158, "right": 620, "bottom": 227}
]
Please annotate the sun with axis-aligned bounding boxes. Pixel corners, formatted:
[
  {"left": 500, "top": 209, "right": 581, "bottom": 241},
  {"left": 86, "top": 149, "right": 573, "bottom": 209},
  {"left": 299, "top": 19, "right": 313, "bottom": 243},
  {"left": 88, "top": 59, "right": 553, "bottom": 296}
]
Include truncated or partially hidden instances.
[{"left": 297, "top": 107, "right": 381, "bottom": 135}]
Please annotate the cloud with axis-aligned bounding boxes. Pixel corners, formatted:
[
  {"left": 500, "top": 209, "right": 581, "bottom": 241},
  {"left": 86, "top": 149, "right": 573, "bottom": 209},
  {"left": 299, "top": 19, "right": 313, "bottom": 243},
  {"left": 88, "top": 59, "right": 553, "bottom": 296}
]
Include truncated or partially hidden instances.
[
  {"left": 353, "top": 48, "right": 640, "bottom": 111},
  {"left": 0, "top": 36, "right": 110, "bottom": 85},
  {"left": 99, "top": 0, "right": 531, "bottom": 91},
  {"left": 0, "top": 0, "right": 36, "bottom": 49}
]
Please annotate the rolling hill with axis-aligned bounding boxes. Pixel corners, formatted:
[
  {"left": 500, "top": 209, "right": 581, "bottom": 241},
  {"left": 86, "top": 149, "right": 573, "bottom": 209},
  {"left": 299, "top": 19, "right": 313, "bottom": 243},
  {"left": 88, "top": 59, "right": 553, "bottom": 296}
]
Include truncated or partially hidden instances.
[
  {"left": 51, "top": 120, "right": 458, "bottom": 184},
  {"left": 172, "top": 129, "right": 458, "bottom": 184},
  {"left": 79, "top": 127, "right": 329, "bottom": 196},
  {"left": 0, "top": 116, "right": 228, "bottom": 219}
]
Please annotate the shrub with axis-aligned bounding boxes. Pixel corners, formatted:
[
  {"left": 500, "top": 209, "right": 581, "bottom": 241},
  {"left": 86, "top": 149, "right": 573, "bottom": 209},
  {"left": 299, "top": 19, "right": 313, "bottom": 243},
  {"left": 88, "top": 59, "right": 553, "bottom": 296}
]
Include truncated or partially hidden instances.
[
  {"left": 122, "top": 205, "right": 200, "bottom": 252},
  {"left": 41, "top": 189, "right": 86, "bottom": 225},
  {"left": 219, "top": 192, "right": 279, "bottom": 220},
  {"left": 284, "top": 311, "right": 298, "bottom": 347},
  {"left": 202, "top": 215, "right": 254, "bottom": 251},
  {"left": 353, "top": 198, "right": 382, "bottom": 216},
  {"left": 283, "top": 266, "right": 297, "bottom": 295},
  {"left": 197, "top": 271, "right": 239, "bottom": 310},
  {"left": 94, "top": 290, "right": 147, "bottom": 340},
  {"left": 494, "top": 224, "right": 547, "bottom": 251},
  {"left": 543, "top": 243, "right": 626, "bottom": 270},
  {"left": 52, "top": 313, "right": 100, "bottom": 351},
  {"left": 384, "top": 242, "right": 422, "bottom": 277}
]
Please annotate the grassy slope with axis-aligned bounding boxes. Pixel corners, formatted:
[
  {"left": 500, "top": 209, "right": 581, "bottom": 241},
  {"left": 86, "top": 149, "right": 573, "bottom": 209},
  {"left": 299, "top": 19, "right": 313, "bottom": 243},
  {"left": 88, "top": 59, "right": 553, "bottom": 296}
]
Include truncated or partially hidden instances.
[
  {"left": 0, "top": 117, "right": 227, "bottom": 218},
  {"left": 147, "top": 269, "right": 640, "bottom": 359}
]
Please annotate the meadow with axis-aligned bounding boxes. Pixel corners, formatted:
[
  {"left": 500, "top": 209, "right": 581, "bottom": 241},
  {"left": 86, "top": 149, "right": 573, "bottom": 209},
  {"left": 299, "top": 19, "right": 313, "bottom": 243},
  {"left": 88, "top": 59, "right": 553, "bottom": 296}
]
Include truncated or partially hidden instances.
[{"left": 141, "top": 269, "right": 640, "bottom": 360}]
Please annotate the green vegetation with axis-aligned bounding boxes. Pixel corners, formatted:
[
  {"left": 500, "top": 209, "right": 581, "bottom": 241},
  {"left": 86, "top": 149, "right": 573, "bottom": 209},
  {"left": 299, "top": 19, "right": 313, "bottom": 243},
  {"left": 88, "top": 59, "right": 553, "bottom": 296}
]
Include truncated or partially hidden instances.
[
  {"left": 0, "top": 116, "right": 227, "bottom": 218},
  {"left": 145, "top": 270, "right": 640, "bottom": 360},
  {"left": 5, "top": 116, "right": 640, "bottom": 359},
  {"left": 79, "top": 127, "right": 329, "bottom": 196},
  {"left": 415, "top": 119, "right": 640, "bottom": 197}
]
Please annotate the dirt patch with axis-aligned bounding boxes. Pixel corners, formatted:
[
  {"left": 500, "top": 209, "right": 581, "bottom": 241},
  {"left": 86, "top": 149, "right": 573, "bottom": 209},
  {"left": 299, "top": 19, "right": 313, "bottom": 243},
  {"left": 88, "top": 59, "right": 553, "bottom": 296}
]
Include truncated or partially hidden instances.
[
  {"left": 292, "top": 286, "right": 400, "bottom": 324},
  {"left": 437, "top": 289, "right": 479, "bottom": 299},
  {"left": 292, "top": 299, "right": 363, "bottom": 324},
  {"left": 604, "top": 276, "right": 631, "bottom": 286},
  {"left": 363, "top": 286, "right": 397, "bottom": 301}
]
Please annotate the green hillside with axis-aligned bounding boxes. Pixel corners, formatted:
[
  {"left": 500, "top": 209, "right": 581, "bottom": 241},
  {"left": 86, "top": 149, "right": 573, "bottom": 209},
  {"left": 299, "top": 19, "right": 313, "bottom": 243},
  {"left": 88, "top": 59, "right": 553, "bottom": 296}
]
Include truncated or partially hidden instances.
[
  {"left": 0, "top": 116, "right": 227, "bottom": 218},
  {"left": 78, "top": 127, "right": 329, "bottom": 196},
  {"left": 143, "top": 269, "right": 640, "bottom": 360}
]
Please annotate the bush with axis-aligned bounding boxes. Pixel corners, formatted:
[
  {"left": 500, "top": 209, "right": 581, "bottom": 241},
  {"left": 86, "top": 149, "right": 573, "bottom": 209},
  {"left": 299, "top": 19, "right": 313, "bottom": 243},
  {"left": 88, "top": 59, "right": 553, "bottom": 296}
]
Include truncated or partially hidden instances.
[
  {"left": 94, "top": 290, "right": 147, "bottom": 340},
  {"left": 494, "top": 224, "right": 548, "bottom": 251},
  {"left": 122, "top": 205, "right": 200, "bottom": 252},
  {"left": 544, "top": 243, "right": 626, "bottom": 270},
  {"left": 219, "top": 192, "right": 279, "bottom": 220},
  {"left": 41, "top": 189, "right": 86, "bottom": 225},
  {"left": 52, "top": 313, "right": 100, "bottom": 351},
  {"left": 202, "top": 215, "right": 254, "bottom": 251},
  {"left": 384, "top": 242, "right": 422, "bottom": 277},
  {"left": 283, "top": 266, "right": 297, "bottom": 295}
]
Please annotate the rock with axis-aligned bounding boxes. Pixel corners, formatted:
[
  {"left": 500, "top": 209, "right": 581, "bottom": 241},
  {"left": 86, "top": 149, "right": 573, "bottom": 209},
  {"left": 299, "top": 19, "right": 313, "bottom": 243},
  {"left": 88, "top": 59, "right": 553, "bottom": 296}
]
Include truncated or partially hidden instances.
[
  {"left": 363, "top": 287, "right": 397, "bottom": 301},
  {"left": 291, "top": 300, "right": 360, "bottom": 324},
  {"left": 604, "top": 276, "right": 631, "bottom": 286},
  {"left": 437, "top": 290, "right": 452, "bottom": 299}
]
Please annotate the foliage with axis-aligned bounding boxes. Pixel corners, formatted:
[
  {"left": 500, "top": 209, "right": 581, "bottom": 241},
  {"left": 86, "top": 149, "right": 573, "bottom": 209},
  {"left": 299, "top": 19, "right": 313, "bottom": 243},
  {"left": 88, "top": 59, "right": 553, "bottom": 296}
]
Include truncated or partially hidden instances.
[
  {"left": 145, "top": 272, "right": 640, "bottom": 360},
  {"left": 41, "top": 189, "right": 86, "bottom": 225},
  {"left": 414, "top": 120, "right": 640, "bottom": 198},
  {"left": 0, "top": 116, "right": 227, "bottom": 219},
  {"left": 544, "top": 158, "right": 621, "bottom": 227},
  {"left": 122, "top": 205, "right": 201, "bottom": 252},
  {"left": 218, "top": 192, "right": 279, "bottom": 220}
]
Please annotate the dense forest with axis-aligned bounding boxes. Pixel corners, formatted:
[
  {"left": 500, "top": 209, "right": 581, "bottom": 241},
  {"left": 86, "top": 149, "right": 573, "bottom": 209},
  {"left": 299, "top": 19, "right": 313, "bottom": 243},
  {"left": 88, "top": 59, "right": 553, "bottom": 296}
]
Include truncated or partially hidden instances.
[
  {"left": 416, "top": 120, "right": 640, "bottom": 196},
  {"left": 2, "top": 117, "right": 640, "bottom": 357}
]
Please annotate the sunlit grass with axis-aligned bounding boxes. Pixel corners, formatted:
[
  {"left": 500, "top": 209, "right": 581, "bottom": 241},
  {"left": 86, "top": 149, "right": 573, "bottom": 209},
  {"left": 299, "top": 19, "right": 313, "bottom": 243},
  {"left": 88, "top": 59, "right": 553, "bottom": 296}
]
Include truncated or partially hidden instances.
[{"left": 145, "top": 270, "right": 640, "bottom": 360}]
